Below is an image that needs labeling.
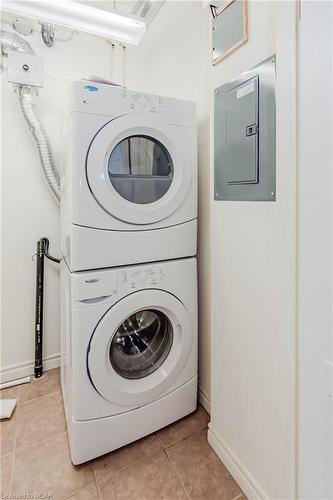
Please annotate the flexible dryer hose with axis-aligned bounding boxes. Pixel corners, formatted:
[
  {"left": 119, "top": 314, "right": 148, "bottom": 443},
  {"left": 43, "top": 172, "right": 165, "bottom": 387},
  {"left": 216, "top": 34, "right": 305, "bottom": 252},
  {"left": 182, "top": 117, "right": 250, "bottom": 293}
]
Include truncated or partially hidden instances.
[{"left": 1, "top": 29, "right": 60, "bottom": 203}]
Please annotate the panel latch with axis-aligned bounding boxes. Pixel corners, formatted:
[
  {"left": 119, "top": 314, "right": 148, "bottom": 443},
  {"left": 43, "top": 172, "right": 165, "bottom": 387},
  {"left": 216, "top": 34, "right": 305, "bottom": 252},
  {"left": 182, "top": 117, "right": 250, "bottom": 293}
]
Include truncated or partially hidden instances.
[{"left": 246, "top": 124, "right": 258, "bottom": 136}]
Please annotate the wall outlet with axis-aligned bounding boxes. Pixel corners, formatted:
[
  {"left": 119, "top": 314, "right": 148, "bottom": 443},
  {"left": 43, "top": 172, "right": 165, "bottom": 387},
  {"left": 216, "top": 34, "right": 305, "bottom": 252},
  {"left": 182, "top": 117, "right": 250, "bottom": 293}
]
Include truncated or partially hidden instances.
[{"left": 7, "top": 51, "right": 43, "bottom": 88}]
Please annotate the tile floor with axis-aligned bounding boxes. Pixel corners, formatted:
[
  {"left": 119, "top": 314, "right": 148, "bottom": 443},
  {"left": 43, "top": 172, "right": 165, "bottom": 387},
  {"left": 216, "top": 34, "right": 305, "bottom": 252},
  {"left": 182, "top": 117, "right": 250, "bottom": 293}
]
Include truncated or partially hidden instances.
[{"left": 1, "top": 369, "right": 246, "bottom": 500}]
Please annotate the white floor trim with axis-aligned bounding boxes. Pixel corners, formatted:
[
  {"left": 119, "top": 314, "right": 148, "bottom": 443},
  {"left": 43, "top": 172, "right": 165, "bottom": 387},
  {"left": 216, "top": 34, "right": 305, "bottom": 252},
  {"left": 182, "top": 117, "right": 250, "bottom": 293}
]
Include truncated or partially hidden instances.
[
  {"left": 198, "top": 385, "right": 211, "bottom": 413},
  {"left": 208, "top": 424, "right": 269, "bottom": 500},
  {"left": 0, "top": 353, "right": 60, "bottom": 384},
  {"left": 0, "top": 377, "right": 30, "bottom": 390}
]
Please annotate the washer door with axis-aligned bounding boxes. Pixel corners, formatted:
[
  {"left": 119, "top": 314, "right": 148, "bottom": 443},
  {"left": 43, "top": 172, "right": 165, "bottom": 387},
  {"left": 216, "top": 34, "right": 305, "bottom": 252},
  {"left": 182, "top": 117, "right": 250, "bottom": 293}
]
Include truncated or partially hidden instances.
[
  {"left": 86, "top": 114, "right": 192, "bottom": 225},
  {"left": 87, "top": 290, "right": 192, "bottom": 407}
]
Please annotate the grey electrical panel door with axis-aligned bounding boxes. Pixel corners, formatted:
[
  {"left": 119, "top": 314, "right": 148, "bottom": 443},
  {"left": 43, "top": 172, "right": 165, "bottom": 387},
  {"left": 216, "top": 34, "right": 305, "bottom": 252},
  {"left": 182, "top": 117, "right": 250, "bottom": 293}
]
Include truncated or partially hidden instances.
[
  {"left": 214, "top": 55, "right": 276, "bottom": 201},
  {"left": 225, "top": 76, "right": 259, "bottom": 185}
]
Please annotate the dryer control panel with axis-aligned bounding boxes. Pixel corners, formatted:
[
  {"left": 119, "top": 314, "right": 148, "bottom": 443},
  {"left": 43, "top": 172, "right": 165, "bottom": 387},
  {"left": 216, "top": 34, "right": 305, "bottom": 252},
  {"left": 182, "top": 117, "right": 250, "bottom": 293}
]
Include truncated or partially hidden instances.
[
  {"left": 70, "top": 80, "right": 196, "bottom": 128},
  {"left": 127, "top": 91, "right": 161, "bottom": 114}
]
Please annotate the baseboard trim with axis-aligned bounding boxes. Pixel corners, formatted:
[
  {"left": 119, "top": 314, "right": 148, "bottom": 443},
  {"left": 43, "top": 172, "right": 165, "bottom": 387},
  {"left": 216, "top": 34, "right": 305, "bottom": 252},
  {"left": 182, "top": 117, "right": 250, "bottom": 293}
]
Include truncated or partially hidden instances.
[
  {"left": 198, "top": 385, "right": 210, "bottom": 413},
  {"left": 0, "top": 353, "right": 60, "bottom": 384},
  {"left": 208, "top": 425, "right": 269, "bottom": 500}
]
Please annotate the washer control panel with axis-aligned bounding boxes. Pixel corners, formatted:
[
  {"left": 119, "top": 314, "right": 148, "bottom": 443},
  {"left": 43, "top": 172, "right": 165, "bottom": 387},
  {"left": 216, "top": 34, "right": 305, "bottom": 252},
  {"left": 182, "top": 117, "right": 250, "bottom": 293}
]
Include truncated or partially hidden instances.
[{"left": 119, "top": 267, "right": 165, "bottom": 290}]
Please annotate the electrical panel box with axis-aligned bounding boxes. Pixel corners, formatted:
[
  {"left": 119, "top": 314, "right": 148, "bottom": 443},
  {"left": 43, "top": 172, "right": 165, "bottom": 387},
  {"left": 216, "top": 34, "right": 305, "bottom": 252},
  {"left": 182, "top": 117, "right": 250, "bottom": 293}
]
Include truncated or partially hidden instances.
[
  {"left": 7, "top": 51, "right": 43, "bottom": 88},
  {"left": 214, "top": 55, "right": 276, "bottom": 201}
]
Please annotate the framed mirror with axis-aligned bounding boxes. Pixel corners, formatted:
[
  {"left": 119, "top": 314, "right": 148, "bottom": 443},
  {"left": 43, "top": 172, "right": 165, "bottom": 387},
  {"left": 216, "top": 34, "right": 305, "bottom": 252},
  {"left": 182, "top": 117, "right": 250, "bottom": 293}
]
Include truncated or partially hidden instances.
[{"left": 212, "top": 0, "right": 248, "bottom": 65}]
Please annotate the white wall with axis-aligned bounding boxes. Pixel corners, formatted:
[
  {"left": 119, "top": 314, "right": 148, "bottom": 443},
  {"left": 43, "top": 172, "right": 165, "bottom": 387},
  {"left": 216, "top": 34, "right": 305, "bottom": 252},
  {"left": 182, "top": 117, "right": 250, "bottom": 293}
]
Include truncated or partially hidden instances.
[
  {"left": 209, "top": 2, "right": 297, "bottom": 498},
  {"left": 1, "top": 27, "right": 111, "bottom": 382},
  {"left": 126, "top": 3, "right": 332, "bottom": 498},
  {"left": 126, "top": 1, "right": 212, "bottom": 409},
  {"left": 297, "top": 2, "right": 333, "bottom": 498},
  {"left": 126, "top": 16, "right": 298, "bottom": 498}
]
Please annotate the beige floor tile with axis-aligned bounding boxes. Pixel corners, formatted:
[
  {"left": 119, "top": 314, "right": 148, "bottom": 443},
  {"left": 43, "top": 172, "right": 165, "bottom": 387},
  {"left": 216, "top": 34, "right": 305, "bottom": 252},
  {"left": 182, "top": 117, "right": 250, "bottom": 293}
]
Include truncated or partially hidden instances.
[
  {"left": 20, "top": 369, "right": 60, "bottom": 404},
  {"left": 0, "top": 409, "right": 17, "bottom": 456},
  {"left": 166, "top": 430, "right": 245, "bottom": 500},
  {"left": 157, "top": 405, "right": 209, "bottom": 448},
  {"left": 0, "top": 386, "right": 19, "bottom": 400},
  {"left": 12, "top": 432, "right": 94, "bottom": 499},
  {"left": 1, "top": 454, "right": 13, "bottom": 494},
  {"left": 16, "top": 391, "right": 65, "bottom": 451},
  {"left": 66, "top": 482, "right": 99, "bottom": 500},
  {"left": 93, "top": 432, "right": 162, "bottom": 483},
  {"left": 98, "top": 451, "right": 187, "bottom": 500}
]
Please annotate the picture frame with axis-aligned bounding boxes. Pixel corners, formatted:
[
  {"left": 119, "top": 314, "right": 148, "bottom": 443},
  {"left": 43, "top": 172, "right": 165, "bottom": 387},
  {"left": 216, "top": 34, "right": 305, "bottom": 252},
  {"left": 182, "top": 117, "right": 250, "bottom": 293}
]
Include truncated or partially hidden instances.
[{"left": 212, "top": 0, "right": 248, "bottom": 65}]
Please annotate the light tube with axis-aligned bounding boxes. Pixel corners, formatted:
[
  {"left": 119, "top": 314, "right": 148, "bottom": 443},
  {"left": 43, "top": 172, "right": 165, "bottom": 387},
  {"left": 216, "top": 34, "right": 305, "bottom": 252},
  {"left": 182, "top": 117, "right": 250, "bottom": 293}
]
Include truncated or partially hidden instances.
[{"left": 1, "top": 0, "right": 146, "bottom": 45}]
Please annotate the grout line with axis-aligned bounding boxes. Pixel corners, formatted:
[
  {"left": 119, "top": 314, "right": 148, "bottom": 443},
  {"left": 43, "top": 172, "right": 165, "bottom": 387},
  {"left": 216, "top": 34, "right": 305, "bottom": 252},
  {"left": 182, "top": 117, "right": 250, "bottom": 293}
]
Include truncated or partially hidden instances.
[
  {"left": 61, "top": 425, "right": 98, "bottom": 498},
  {"left": 94, "top": 446, "right": 163, "bottom": 488},
  {"left": 92, "top": 430, "right": 170, "bottom": 488},
  {"left": 18, "top": 389, "right": 61, "bottom": 407},
  {"left": 63, "top": 480, "right": 96, "bottom": 500},
  {"left": 15, "top": 430, "right": 68, "bottom": 455},
  {"left": 156, "top": 434, "right": 165, "bottom": 449},
  {"left": 91, "top": 462, "right": 102, "bottom": 500},
  {"left": 58, "top": 430, "right": 97, "bottom": 500},
  {"left": 78, "top": 407, "right": 208, "bottom": 492},
  {"left": 163, "top": 449, "right": 191, "bottom": 500},
  {"left": 16, "top": 384, "right": 20, "bottom": 405},
  {"left": 12, "top": 393, "right": 64, "bottom": 454},
  {"left": 125, "top": 446, "right": 163, "bottom": 469},
  {"left": 162, "top": 425, "right": 209, "bottom": 450},
  {"left": 9, "top": 385, "right": 20, "bottom": 492},
  {"left": 14, "top": 395, "right": 66, "bottom": 454}
]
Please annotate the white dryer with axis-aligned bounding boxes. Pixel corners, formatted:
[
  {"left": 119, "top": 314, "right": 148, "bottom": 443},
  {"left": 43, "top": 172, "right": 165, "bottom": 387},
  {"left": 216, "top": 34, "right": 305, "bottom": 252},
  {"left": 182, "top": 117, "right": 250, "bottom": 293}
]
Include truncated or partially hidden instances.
[
  {"left": 61, "top": 81, "right": 197, "bottom": 272},
  {"left": 60, "top": 257, "right": 197, "bottom": 464}
]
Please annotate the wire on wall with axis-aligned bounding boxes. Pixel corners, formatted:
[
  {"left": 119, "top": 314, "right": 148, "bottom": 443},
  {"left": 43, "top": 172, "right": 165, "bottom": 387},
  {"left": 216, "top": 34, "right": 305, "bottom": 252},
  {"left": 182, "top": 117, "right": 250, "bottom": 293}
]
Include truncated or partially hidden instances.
[
  {"left": 108, "top": 40, "right": 127, "bottom": 87},
  {"left": 122, "top": 43, "right": 127, "bottom": 88},
  {"left": 109, "top": 40, "right": 115, "bottom": 81}
]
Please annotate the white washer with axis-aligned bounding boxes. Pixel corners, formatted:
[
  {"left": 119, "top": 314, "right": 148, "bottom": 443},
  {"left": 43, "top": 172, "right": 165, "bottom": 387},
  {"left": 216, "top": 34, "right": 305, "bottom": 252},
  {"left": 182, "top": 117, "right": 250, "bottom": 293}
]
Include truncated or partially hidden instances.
[
  {"left": 60, "top": 257, "right": 197, "bottom": 464},
  {"left": 61, "top": 81, "right": 197, "bottom": 272}
]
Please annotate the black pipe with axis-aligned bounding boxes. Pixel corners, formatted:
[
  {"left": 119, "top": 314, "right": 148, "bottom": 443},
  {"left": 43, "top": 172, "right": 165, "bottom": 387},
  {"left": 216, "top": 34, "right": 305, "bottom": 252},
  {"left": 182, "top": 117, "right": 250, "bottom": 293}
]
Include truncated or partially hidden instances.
[
  {"left": 34, "top": 238, "right": 60, "bottom": 378},
  {"left": 34, "top": 239, "right": 45, "bottom": 378},
  {"left": 43, "top": 238, "right": 60, "bottom": 264}
]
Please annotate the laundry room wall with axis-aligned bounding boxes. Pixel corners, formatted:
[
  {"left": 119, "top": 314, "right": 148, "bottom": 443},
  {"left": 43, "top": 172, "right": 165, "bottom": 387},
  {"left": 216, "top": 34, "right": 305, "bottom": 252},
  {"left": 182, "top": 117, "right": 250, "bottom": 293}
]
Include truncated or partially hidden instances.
[
  {"left": 126, "top": 1, "right": 212, "bottom": 411},
  {"left": 297, "top": 2, "right": 333, "bottom": 497},
  {"left": 128, "top": 1, "right": 297, "bottom": 497},
  {"left": 1, "top": 27, "right": 113, "bottom": 382},
  {"left": 209, "top": 2, "right": 297, "bottom": 497}
]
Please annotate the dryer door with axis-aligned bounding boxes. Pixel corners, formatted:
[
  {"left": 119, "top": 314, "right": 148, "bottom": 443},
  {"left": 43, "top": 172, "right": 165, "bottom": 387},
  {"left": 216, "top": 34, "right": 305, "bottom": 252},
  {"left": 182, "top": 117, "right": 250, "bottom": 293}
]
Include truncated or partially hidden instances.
[
  {"left": 87, "top": 289, "right": 193, "bottom": 407},
  {"left": 86, "top": 114, "right": 192, "bottom": 225}
]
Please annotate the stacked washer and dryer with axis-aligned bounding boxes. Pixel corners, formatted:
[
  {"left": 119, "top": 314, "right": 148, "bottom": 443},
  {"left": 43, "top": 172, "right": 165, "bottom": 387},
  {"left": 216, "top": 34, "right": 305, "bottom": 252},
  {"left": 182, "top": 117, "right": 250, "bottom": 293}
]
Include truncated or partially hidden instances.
[{"left": 60, "top": 81, "right": 198, "bottom": 464}]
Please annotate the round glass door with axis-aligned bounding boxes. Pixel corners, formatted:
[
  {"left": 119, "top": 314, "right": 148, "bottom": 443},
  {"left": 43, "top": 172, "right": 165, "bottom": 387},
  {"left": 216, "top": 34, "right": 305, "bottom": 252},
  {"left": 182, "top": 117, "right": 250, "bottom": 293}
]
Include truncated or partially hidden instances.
[
  {"left": 86, "top": 114, "right": 192, "bottom": 225},
  {"left": 110, "top": 309, "right": 173, "bottom": 379},
  {"left": 87, "top": 289, "right": 193, "bottom": 406},
  {"left": 108, "top": 136, "right": 173, "bottom": 204}
]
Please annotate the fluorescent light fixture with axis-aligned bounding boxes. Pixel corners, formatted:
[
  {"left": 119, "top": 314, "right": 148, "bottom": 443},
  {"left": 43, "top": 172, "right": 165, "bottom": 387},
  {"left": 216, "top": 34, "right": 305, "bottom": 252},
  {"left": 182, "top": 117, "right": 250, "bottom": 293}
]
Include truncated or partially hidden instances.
[{"left": 1, "top": 0, "right": 146, "bottom": 45}]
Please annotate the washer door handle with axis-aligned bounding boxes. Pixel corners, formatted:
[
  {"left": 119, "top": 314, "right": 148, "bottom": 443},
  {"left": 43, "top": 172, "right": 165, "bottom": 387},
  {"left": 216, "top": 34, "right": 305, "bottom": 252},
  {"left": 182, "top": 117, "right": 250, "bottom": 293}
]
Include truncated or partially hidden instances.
[{"left": 78, "top": 295, "right": 111, "bottom": 304}]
